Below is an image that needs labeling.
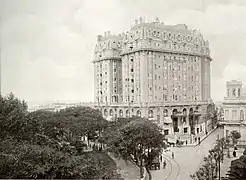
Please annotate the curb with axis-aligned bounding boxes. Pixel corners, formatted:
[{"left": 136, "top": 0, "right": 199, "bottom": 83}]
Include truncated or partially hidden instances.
[
  {"left": 140, "top": 167, "right": 148, "bottom": 180},
  {"left": 194, "top": 127, "right": 217, "bottom": 147}
]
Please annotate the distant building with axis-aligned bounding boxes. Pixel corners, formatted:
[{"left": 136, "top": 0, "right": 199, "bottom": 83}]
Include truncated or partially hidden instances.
[
  {"left": 222, "top": 80, "right": 246, "bottom": 142},
  {"left": 93, "top": 17, "right": 213, "bottom": 143},
  {"left": 28, "top": 102, "right": 95, "bottom": 112}
]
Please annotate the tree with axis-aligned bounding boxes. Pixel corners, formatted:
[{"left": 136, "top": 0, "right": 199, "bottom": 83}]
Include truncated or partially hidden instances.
[
  {"left": 206, "top": 103, "right": 218, "bottom": 130},
  {"left": 101, "top": 117, "right": 166, "bottom": 180},
  {"left": 0, "top": 92, "right": 28, "bottom": 141},
  {"left": 191, "top": 137, "right": 229, "bottom": 180},
  {"left": 230, "top": 131, "right": 241, "bottom": 145},
  {"left": 227, "top": 154, "right": 246, "bottom": 180},
  {"left": 0, "top": 93, "right": 120, "bottom": 179},
  {"left": 58, "top": 106, "right": 108, "bottom": 145}
]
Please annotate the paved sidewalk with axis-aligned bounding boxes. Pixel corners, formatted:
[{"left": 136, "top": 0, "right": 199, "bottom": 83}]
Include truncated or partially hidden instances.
[{"left": 220, "top": 148, "right": 245, "bottom": 178}]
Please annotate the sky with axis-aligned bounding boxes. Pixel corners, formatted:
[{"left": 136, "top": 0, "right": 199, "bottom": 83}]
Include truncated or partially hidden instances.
[{"left": 1, "top": 0, "right": 246, "bottom": 107}]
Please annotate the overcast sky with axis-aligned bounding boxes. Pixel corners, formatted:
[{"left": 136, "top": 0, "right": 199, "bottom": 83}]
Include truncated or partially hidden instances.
[{"left": 1, "top": 0, "right": 246, "bottom": 107}]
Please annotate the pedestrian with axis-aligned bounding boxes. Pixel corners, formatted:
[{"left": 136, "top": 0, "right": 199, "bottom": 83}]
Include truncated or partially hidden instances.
[
  {"left": 160, "top": 155, "right": 162, "bottom": 162},
  {"left": 186, "top": 140, "right": 188, "bottom": 145},
  {"left": 172, "top": 152, "right": 174, "bottom": 159},
  {"left": 233, "top": 150, "right": 236, "bottom": 157},
  {"left": 163, "top": 160, "right": 166, "bottom": 169}
]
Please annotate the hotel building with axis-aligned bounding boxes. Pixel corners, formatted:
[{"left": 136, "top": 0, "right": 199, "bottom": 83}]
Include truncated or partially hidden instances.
[{"left": 93, "top": 18, "right": 213, "bottom": 143}]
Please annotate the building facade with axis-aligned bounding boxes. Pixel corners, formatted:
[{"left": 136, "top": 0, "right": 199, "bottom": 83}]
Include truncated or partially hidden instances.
[
  {"left": 222, "top": 80, "right": 246, "bottom": 142},
  {"left": 28, "top": 102, "right": 95, "bottom": 112},
  {"left": 93, "top": 18, "right": 213, "bottom": 143}
]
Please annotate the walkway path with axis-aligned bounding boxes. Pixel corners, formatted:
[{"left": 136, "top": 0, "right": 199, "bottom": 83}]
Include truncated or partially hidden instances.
[{"left": 108, "top": 153, "right": 140, "bottom": 180}]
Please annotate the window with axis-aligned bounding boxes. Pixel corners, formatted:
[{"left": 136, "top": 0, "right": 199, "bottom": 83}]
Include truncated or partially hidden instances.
[
  {"left": 232, "top": 88, "right": 236, "bottom": 96},
  {"left": 119, "top": 110, "right": 123, "bottom": 117},
  {"left": 163, "top": 109, "right": 168, "bottom": 117},
  {"left": 109, "top": 109, "right": 113, "bottom": 116},
  {"left": 126, "top": 110, "right": 130, "bottom": 117},
  {"left": 238, "top": 89, "right": 241, "bottom": 97},
  {"left": 157, "top": 115, "right": 160, "bottom": 124},
  {"left": 131, "top": 69, "right": 134, "bottom": 72},
  {"left": 136, "top": 110, "right": 141, "bottom": 117},
  {"left": 184, "top": 128, "right": 188, "bottom": 133},
  {"left": 104, "top": 109, "right": 108, "bottom": 116},
  {"left": 164, "top": 130, "right": 169, "bottom": 135},
  {"left": 148, "top": 110, "right": 153, "bottom": 118},
  {"left": 240, "top": 110, "right": 244, "bottom": 120},
  {"left": 232, "top": 110, "right": 237, "bottom": 120}
]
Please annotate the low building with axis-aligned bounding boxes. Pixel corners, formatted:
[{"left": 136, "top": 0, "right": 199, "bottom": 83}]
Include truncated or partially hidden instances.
[
  {"left": 28, "top": 102, "right": 95, "bottom": 112},
  {"left": 221, "top": 80, "right": 246, "bottom": 143}
]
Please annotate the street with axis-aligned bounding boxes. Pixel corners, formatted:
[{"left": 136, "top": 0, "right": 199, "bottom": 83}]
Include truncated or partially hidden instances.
[{"left": 152, "top": 128, "right": 224, "bottom": 180}]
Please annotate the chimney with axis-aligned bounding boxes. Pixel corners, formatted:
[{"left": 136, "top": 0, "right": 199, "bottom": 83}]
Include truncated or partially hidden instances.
[
  {"left": 97, "top": 35, "right": 102, "bottom": 41},
  {"left": 156, "top": 17, "right": 160, "bottom": 23},
  {"left": 139, "top": 17, "right": 143, "bottom": 24}
]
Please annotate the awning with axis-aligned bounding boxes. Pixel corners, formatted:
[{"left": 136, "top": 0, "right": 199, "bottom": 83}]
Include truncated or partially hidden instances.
[
  {"left": 149, "top": 117, "right": 156, "bottom": 121},
  {"left": 163, "top": 117, "right": 173, "bottom": 124},
  {"left": 193, "top": 111, "right": 202, "bottom": 116}
]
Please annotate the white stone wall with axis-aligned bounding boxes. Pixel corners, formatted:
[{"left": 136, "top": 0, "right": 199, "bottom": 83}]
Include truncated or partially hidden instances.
[
  {"left": 224, "top": 124, "right": 246, "bottom": 141},
  {"left": 223, "top": 105, "right": 245, "bottom": 121}
]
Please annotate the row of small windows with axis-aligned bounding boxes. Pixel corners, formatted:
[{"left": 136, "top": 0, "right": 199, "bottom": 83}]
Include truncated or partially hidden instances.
[
  {"left": 126, "top": 30, "right": 204, "bottom": 46},
  {"left": 103, "top": 108, "right": 191, "bottom": 118}
]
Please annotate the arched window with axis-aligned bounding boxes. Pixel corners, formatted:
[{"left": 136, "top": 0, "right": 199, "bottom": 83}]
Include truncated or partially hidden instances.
[
  {"left": 172, "top": 109, "right": 178, "bottom": 115},
  {"left": 163, "top": 109, "right": 168, "bottom": 117},
  {"left": 148, "top": 110, "right": 153, "bottom": 118},
  {"left": 119, "top": 109, "right": 123, "bottom": 117},
  {"left": 104, "top": 109, "right": 108, "bottom": 116},
  {"left": 109, "top": 109, "right": 113, "bottom": 116},
  {"left": 136, "top": 110, "right": 141, "bottom": 117},
  {"left": 189, "top": 108, "right": 193, "bottom": 114},
  {"left": 126, "top": 110, "right": 130, "bottom": 117}
]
